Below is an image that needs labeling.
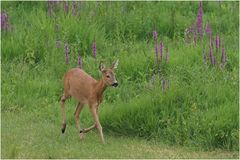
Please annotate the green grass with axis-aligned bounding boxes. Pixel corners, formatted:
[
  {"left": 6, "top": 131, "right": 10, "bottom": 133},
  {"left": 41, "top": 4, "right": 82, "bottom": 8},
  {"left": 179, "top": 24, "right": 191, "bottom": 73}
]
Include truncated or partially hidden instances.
[
  {"left": 1, "top": 111, "right": 238, "bottom": 159},
  {"left": 1, "top": 1, "right": 239, "bottom": 158}
]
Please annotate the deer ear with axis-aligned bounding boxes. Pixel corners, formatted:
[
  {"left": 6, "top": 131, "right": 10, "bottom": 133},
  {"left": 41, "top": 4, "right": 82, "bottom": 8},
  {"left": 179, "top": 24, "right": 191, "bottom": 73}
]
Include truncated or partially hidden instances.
[
  {"left": 111, "top": 59, "right": 119, "bottom": 69},
  {"left": 99, "top": 62, "right": 105, "bottom": 72}
]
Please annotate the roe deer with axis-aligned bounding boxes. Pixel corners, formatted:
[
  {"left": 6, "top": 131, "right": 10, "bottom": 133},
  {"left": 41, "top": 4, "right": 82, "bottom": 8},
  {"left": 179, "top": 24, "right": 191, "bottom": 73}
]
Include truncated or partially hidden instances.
[{"left": 60, "top": 60, "right": 119, "bottom": 143}]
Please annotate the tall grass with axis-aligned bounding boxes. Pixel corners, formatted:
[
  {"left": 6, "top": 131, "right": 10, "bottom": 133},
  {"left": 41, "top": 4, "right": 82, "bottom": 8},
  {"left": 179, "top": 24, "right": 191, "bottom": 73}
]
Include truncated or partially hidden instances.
[{"left": 1, "top": 1, "right": 239, "bottom": 151}]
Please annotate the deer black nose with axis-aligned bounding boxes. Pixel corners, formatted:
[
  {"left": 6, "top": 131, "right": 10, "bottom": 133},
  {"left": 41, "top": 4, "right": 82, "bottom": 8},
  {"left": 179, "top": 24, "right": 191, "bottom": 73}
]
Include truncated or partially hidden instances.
[{"left": 112, "top": 82, "right": 118, "bottom": 87}]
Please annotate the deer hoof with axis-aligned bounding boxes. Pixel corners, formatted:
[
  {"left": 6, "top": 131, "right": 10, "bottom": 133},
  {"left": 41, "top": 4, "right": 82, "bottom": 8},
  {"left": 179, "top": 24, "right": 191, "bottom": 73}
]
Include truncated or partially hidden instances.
[{"left": 61, "top": 123, "right": 66, "bottom": 134}]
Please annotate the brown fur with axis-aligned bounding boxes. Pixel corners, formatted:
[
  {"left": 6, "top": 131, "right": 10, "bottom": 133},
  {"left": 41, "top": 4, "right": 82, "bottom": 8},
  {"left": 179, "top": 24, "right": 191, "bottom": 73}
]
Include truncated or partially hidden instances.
[{"left": 60, "top": 60, "right": 118, "bottom": 143}]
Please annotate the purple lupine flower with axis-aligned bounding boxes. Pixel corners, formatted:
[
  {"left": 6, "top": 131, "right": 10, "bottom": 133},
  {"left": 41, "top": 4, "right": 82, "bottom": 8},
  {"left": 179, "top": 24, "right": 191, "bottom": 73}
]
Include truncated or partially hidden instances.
[
  {"left": 52, "top": 0, "right": 57, "bottom": 7},
  {"left": 64, "top": 42, "right": 69, "bottom": 64},
  {"left": 196, "top": 0, "right": 203, "bottom": 40},
  {"left": 64, "top": 1, "right": 69, "bottom": 13},
  {"left": 159, "top": 41, "right": 163, "bottom": 62},
  {"left": 203, "top": 48, "right": 207, "bottom": 64},
  {"left": 155, "top": 44, "right": 158, "bottom": 64},
  {"left": 92, "top": 40, "right": 96, "bottom": 59},
  {"left": 1, "top": 12, "right": 5, "bottom": 31},
  {"left": 165, "top": 47, "right": 168, "bottom": 64},
  {"left": 78, "top": 54, "right": 82, "bottom": 68},
  {"left": 205, "top": 23, "right": 212, "bottom": 38},
  {"left": 209, "top": 47, "right": 213, "bottom": 64},
  {"left": 153, "top": 30, "right": 157, "bottom": 43}
]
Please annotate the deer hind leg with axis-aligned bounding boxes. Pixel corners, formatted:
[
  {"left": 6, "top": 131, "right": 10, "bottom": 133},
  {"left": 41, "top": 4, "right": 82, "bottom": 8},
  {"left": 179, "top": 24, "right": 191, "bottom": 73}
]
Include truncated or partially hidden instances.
[
  {"left": 60, "top": 94, "right": 69, "bottom": 134},
  {"left": 78, "top": 123, "right": 96, "bottom": 140},
  {"left": 78, "top": 107, "right": 97, "bottom": 139},
  {"left": 80, "top": 124, "right": 96, "bottom": 133},
  {"left": 90, "top": 106, "right": 105, "bottom": 144}
]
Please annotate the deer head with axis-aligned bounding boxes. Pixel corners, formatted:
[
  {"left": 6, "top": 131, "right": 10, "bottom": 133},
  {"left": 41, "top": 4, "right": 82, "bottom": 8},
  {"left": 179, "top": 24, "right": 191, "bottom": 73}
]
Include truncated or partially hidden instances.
[{"left": 99, "top": 60, "right": 119, "bottom": 87}]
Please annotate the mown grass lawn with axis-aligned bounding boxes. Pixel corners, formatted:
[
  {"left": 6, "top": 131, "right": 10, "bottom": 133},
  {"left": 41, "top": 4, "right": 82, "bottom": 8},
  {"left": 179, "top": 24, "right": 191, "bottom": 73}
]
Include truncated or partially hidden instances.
[{"left": 1, "top": 111, "right": 238, "bottom": 159}]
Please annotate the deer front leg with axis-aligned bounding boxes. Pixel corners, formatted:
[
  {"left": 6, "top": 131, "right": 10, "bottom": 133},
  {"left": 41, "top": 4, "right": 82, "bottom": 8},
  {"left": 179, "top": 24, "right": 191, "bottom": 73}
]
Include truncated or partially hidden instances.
[
  {"left": 74, "top": 102, "right": 84, "bottom": 132},
  {"left": 90, "top": 106, "right": 105, "bottom": 144}
]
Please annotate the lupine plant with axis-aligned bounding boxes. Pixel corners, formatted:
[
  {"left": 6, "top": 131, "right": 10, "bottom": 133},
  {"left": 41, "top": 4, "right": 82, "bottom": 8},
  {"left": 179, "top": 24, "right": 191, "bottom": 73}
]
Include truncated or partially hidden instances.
[
  {"left": 1, "top": 11, "right": 10, "bottom": 32},
  {"left": 205, "top": 35, "right": 227, "bottom": 67},
  {"left": 184, "top": 1, "right": 203, "bottom": 45},
  {"left": 196, "top": 1, "right": 203, "bottom": 40},
  {"left": 152, "top": 29, "right": 170, "bottom": 92},
  {"left": 152, "top": 30, "right": 169, "bottom": 65},
  {"left": 183, "top": 1, "right": 228, "bottom": 68},
  {"left": 47, "top": 1, "right": 80, "bottom": 18}
]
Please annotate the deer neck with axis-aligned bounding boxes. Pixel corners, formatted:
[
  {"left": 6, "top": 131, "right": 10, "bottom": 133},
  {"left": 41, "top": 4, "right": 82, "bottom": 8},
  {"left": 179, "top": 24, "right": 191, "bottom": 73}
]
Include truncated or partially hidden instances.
[{"left": 94, "top": 79, "right": 107, "bottom": 97}]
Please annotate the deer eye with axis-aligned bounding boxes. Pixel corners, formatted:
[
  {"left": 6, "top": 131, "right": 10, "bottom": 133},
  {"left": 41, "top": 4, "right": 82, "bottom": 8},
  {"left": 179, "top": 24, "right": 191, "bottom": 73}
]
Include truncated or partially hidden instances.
[{"left": 106, "top": 75, "right": 110, "bottom": 78}]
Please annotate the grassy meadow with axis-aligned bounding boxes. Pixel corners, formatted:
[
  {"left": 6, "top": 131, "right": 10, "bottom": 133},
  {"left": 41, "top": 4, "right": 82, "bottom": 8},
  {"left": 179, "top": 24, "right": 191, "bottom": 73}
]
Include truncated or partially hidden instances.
[{"left": 1, "top": 1, "right": 239, "bottom": 159}]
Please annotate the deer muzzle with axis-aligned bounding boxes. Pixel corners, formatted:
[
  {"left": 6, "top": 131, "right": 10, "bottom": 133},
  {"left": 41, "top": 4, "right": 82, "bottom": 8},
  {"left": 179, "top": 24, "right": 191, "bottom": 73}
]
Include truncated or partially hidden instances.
[{"left": 112, "top": 82, "right": 118, "bottom": 87}]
